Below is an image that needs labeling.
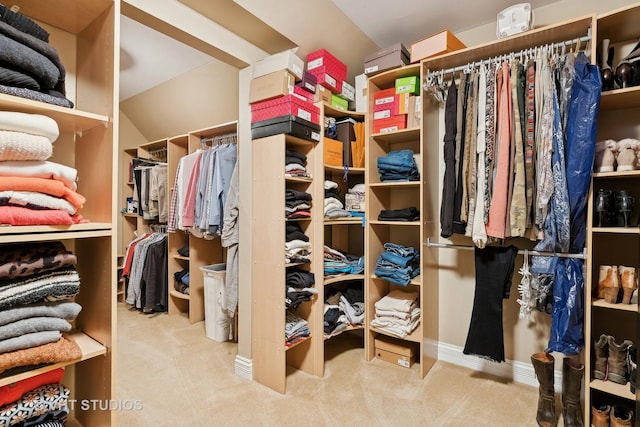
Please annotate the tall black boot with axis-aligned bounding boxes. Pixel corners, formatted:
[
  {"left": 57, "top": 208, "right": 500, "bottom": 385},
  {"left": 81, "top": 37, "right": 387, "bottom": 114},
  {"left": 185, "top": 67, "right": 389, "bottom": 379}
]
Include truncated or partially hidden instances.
[
  {"left": 562, "top": 357, "right": 584, "bottom": 427},
  {"left": 531, "top": 352, "right": 558, "bottom": 427}
]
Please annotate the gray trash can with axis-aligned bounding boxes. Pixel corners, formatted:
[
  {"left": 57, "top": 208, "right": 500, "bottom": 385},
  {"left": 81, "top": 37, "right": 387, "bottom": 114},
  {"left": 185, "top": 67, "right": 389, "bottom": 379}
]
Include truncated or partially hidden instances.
[{"left": 201, "top": 263, "right": 230, "bottom": 342}]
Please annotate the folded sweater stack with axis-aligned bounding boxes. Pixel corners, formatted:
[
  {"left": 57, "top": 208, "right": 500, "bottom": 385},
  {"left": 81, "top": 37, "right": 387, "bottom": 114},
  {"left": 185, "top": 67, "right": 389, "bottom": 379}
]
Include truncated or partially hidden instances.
[
  {"left": 370, "top": 289, "right": 421, "bottom": 338},
  {"left": 0, "top": 111, "right": 86, "bottom": 225},
  {"left": 0, "top": 4, "right": 73, "bottom": 108}
]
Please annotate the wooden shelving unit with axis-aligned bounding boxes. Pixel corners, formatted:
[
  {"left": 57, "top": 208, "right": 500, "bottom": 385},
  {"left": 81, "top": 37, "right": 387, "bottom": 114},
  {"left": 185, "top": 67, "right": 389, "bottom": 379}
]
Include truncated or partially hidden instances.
[
  {"left": 0, "top": 1, "right": 119, "bottom": 425},
  {"left": 585, "top": 4, "right": 640, "bottom": 424}
]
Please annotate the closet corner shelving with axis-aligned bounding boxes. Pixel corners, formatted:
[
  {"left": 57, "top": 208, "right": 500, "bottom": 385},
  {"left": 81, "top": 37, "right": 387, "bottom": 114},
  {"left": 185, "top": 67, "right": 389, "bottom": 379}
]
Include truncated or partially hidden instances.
[
  {"left": 364, "top": 63, "right": 439, "bottom": 378},
  {"left": 585, "top": 3, "right": 640, "bottom": 424},
  {"left": 166, "top": 122, "right": 237, "bottom": 324},
  {"left": 0, "top": 1, "right": 118, "bottom": 425},
  {"left": 319, "top": 102, "right": 367, "bottom": 347},
  {"left": 252, "top": 133, "right": 324, "bottom": 393}
]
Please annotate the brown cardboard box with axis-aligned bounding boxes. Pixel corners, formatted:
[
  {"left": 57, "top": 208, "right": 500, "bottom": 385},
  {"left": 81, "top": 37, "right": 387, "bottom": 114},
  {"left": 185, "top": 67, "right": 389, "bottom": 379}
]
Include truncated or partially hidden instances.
[
  {"left": 407, "top": 95, "right": 422, "bottom": 128},
  {"left": 249, "top": 70, "right": 296, "bottom": 104},
  {"left": 410, "top": 30, "right": 466, "bottom": 63},
  {"left": 324, "top": 137, "right": 343, "bottom": 167},
  {"left": 252, "top": 49, "right": 304, "bottom": 80},
  {"left": 316, "top": 85, "right": 332, "bottom": 103},
  {"left": 374, "top": 336, "right": 416, "bottom": 368},
  {"left": 364, "top": 42, "right": 410, "bottom": 76}
]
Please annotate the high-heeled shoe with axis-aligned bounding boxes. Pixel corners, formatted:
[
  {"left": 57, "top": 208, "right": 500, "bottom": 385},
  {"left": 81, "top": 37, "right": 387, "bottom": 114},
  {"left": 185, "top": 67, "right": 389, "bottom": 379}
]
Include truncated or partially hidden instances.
[
  {"left": 620, "top": 266, "right": 638, "bottom": 304},
  {"left": 595, "top": 189, "right": 613, "bottom": 227},
  {"left": 615, "top": 190, "right": 634, "bottom": 227}
]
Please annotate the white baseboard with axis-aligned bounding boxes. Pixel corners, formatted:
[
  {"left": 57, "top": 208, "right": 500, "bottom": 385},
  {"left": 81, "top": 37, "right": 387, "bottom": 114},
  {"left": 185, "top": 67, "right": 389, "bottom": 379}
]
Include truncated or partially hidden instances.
[
  {"left": 234, "top": 355, "right": 253, "bottom": 381},
  {"left": 437, "top": 342, "right": 563, "bottom": 392}
]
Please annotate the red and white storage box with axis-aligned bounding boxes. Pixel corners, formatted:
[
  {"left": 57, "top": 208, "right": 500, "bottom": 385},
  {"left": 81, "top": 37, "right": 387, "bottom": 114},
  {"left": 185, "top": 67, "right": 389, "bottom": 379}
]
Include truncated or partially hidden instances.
[
  {"left": 373, "top": 115, "right": 407, "bottom": 134},
  {"left": 252, "top": 49, "right": 305, "bottom": 81},
  {"left": 373, "top": 88, "right": 398, "bottom": 112},
  {"left": 306, "top": 49, "right": 347, "bottom": 94},
  {"left": 251, "top": 94, "right": 321, "bottom": 125}
]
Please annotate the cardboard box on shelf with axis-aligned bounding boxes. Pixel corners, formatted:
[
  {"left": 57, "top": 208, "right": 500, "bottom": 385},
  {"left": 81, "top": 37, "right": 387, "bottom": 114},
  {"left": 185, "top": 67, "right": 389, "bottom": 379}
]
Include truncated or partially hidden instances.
[
  {"left": 316, "top": 85, "right": 332, "bottom": 103},
  {"left": 251, "top": 94, "right": 321, "bottom": 125},
  {"left": 296, "top": 70, "right": 318, "bottom": 94},
  {"left": 338, "top": 80, "right": 355, "bottom": 102},
  {"left": 355, "top": 73, "right": 367, "bottom": 113},
  {"left": 364, "top": 42, "right": 410, "bottom": 76},
  {"left": 373, "top": 88, "right": 397, "bottom": 112},
  {"left": 331, "top": 94, "right": 348, "bottom": 111},
  {"left": 324, "top": 137, "right": 343, "bottom": 167},
  {"left": 373, "top": 115, "right": 407, "bottom": 134},
  {"left": 249, "top": 70, "right": 296, "bottom": 104},
  {"left": 308, "top": 66, "right": 343, "bottom": 94},
  {"left": 374, "top": 336, "right": 416, "bottom": 368},
  {"left": 407, "top": 95, "right": 422, "bottom": 128},
  {"left": 251, "top": 115, "right": 321, "bottom": 142},
  {"left": 410, "top": 29, "right": 466, "bottom": 63},
  {"left": 252, "top": 49, "right": 305, "bottom": 80},
  {"left": 307, "top": 48, "right": 347, "bottom": 80},
  {"left": 395, "top": 76, "right": 420, "bottom": 95},
  {"left": 345, "top": 192, "right": 365, "bottom": 212}
]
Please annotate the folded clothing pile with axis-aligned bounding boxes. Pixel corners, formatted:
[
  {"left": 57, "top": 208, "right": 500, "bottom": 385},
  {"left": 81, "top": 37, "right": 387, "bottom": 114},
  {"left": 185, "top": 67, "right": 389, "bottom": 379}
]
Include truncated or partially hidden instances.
[
  {"left": 0, "top": 368, "right": 71, "bottom": 426},
  {"left": 324, "top": 285, "right": 364, "bottom": 337},
  {"left": 0, "top": 241, "right": 82, "bottom": 376},
  {"left": 378, "top": 206, "right": 420, "bottom": 222},
  {"left": 370, "top": 289, "right": 420, "bottom": 338},
  {"left": 346, "top": 183, "right": 365, "bottom": 217},
  {"left": 285, "top": 310, "right": 309, "bottom": 347},
  {"left": 374, "top": 242, "right": 420, "bottom": 286},
  {"left": 0, "top": 111, "right": 86, "bottom": 225},
  {"left": 324, "top": 180, "right": 350, "bottom": 218},
  {"left": 377, "top": 149, "right": 419, "bottom": 182},
  {"left": 0, "top": 4, "right": 73, "bottom": 107},
  {"left": 324, "top": 245, "right": 364, "bottom": 277},
  {"left": 285, "top": 188, "right": 312, "bottom": 219},
  {"left": 285, "top": 267, "right": 316, "bottom": 309},
  {"left": 285, "top": 149, "right": 311, "bottom": 179},
  {"left": 174, "top": 269, "right": 190, "bottom": 295},
  {"left": 285, "top": 222, "right": 312, "bottom": 264}
]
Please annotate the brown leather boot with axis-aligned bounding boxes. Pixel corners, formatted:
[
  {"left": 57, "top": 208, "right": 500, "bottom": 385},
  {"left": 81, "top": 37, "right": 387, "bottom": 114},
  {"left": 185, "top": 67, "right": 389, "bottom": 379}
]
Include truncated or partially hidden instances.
[
  {"left": 594, "top": 334, "right": 609, "bottom": 380},
  {"left": 611, "top": 405, "right": 633, "bottom": 427},
  {"left": 598, "top": 265, "right": 615, "bottom": 299},
  {"left": 602, "top": 265, "right": 621, "bottom": 303},
  {"left": 619, "top": 266, "right": 638, "bottom": 304},
  {"left": 591, "top": 404, "right": 611, "bottom": 427},
  {"left": 608, "top": 336, "right": 633, "bottom": 384},
  {"left": 531, "top": 352, "right": 557, "bottom": 427},
  {"left": 562, "top": 358, "right": 583, "bottom": 427}
]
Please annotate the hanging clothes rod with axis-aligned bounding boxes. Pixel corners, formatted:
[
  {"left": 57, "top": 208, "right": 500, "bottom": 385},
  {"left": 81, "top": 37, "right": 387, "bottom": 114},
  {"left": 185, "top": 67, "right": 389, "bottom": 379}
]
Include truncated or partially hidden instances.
[
  {"left": 425, "top": 32, "right": 591, "bottom": 79},
  {"left": 147, "top": 147, "right": 167, "bottom": 159},
  {"left": 201, "top": 132, "right": 237, "bottom": 146},
  {"left": 425, "top": 238, "right": 587, "bottom": 259}
]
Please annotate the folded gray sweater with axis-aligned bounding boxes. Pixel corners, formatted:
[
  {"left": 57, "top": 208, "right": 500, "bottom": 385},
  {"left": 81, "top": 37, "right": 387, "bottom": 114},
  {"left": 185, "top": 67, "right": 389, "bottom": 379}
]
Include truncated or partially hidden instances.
[
  {"left": 0, "top": 330, "right": 61, "bottom": 353},
  {"left": 0, "top": 33, "right": 59, "bottom": 90},
  {"left": 0, "top": 301, "right": 81, "bottom": 326},
  {"left": 0, "top": 316, "right": 71, "bottom": 340}
]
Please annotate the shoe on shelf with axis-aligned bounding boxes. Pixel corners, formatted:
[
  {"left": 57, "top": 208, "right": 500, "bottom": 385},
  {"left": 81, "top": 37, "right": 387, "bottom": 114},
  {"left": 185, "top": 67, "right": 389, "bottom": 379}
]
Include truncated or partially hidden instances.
[
  {"left": 591, "top": 403, "right": 611, "bottom": 427},
  {"left": 594, "top": 334, "right": 609, "bottom": 380},
  {"left": 611, "top": 405, "right": 633, "bottom": 427},
  {"left": 614, "top": 190, "right": 635, "bottom": 227},
  {"left": 615, "top": 138, "right": 639, "bottom": 171},
  {"left": 594, "top": 189, "right": 614, "bottom": 227},
  {"left": 600, "top": 265, "right": 621, "bottom": 304},
  {"left": 595, "top": 139, "right": 617, "bottom": 172},
  {"left": 619, "top": 266, "right": 638, "bottom": 304},
  {"left": 628, "top": 344, "right": 637, "bottom": 395},
  {"left": 608, "top": 336, "right": 634, "bottom": 385}
]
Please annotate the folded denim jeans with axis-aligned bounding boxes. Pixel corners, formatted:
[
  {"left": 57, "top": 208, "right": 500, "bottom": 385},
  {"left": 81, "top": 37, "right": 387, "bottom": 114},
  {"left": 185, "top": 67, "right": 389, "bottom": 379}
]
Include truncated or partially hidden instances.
[{"left": 384, "top": 242, "right": 418, "bottom": 258}]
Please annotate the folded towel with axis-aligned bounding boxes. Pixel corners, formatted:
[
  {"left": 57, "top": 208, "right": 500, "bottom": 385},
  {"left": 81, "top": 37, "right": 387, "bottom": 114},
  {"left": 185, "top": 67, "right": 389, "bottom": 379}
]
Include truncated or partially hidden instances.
[
  {"left": 0, "top": 329, "right": 61, "bottom": 353},
  {"left": 0, "top": 160, "right": 77, "bottom": 190},
  {"left": 0, "top": 190, "right": 77, "bottom": 214},
  {"left": 0, "top": 265, "right": 80, "bottom": 310},
  {"left": 0, "top": 111, "right": 59, "bottom": 142},
  {"left": 0, "top": 130, "right": 51, "bottom": 160},
  {"left": 0, "top": 176, "right": 84, "bottom": 209}
]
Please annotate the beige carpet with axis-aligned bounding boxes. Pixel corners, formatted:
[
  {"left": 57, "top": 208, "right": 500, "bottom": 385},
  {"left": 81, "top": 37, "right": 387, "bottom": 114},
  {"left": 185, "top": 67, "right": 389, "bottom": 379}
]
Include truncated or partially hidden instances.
[{"left": 116, "top": 303, "right": 557, "bottom": 426}]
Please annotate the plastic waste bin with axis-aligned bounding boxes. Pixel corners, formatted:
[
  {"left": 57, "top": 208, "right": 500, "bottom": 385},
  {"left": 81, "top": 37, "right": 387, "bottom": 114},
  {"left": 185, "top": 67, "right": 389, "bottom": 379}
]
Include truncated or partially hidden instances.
[{"left": 200, "top": 263, "right": 231, "bottom": 342}]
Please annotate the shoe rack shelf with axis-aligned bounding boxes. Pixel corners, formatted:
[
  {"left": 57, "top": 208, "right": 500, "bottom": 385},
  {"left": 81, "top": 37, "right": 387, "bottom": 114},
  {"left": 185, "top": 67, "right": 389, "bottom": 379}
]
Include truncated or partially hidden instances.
[{"left": 585, "top": 3, "right": 640, "bottom": 425}]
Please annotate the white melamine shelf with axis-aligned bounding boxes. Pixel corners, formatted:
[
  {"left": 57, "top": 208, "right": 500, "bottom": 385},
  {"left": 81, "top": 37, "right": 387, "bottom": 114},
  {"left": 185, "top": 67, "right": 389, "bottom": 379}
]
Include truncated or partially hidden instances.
[{"left": 592, "top": 298, "right": 638, "bottom": 312}]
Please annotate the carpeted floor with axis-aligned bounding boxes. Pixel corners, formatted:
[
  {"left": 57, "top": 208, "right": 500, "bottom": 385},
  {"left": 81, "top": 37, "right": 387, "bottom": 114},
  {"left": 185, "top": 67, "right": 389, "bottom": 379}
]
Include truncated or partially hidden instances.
[{"left": 116, "top": 303, "right": 550, "bottom": 426}]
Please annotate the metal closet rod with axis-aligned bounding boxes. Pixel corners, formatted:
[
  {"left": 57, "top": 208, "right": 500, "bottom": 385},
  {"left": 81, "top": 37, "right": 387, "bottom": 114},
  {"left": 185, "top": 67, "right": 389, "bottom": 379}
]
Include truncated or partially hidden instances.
[
  {"left": 424, "top": 238, "right": 587, "bottom": 259},
  {"left": 426, "top": 32, "right": 591, "bottom": 78}
]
